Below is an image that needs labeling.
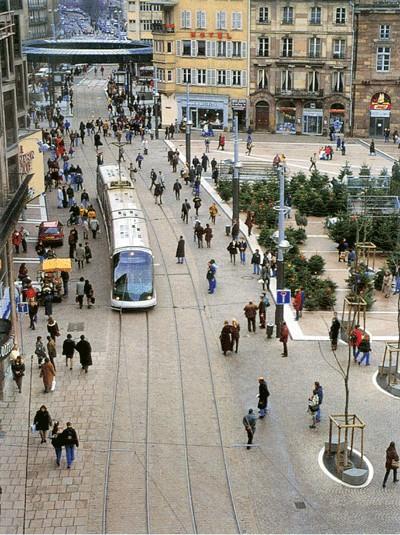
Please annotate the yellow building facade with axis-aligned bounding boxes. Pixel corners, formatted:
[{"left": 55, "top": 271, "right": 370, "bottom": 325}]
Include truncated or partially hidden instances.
[
  {"left": 152, "top": 0, "right": 250, "bottom": 129},
  {"left": 127, "top": 0, "right": 162, "bottom": 42}
]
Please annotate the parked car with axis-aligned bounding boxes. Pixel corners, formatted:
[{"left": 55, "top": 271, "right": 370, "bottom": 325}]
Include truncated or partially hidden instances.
[{"left": 38, "top": 220, "right": 64, "bottom": 246}]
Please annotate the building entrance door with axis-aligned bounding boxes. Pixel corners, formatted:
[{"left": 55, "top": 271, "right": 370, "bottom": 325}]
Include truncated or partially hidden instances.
[
  {"left": 255, "top": 101, "right": 269, "bottom": 130},
  {"left": 369, "top": 116, "right": 390, "bottom": 137}
]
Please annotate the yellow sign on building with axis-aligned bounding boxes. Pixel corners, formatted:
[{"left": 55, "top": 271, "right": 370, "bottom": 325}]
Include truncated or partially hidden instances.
[{"left": 18, "top": 131, "right": 45, "bottom": 201}]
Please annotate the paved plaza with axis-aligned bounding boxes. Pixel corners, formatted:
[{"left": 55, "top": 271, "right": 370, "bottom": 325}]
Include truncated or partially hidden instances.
[{"left": 0, "top": 67, "right": 399, "bottom": 534}]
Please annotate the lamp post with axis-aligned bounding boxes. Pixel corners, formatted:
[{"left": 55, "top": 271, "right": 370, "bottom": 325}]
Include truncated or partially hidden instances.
[
  {"left": 185, "top": 83, "right": 192, "bottom": 166},
  {"left": 153, "top": 72, "right": 159, "bottom": 140},
  {"left": 232, "top": 113, "right": 241, "bottom": 224},
  {"left": 273, "top": 165, "right": 291, "bottom": 336}
]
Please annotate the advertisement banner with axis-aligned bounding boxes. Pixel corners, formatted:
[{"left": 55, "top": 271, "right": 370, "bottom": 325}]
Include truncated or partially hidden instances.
[{"left": 18, "top": 131, "right": 44, "bottom": 202}]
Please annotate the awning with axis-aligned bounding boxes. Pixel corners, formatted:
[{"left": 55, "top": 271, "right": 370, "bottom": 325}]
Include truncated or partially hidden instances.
[{"left": 42, "top": 258, "right": 72, "bottom": 272}]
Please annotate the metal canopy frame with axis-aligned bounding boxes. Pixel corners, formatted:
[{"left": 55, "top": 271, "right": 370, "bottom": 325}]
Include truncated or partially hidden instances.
[
  {"left": 218, "top": 160, "right": 278, "bottom": 182},
  {"left": 379, "top": 343, "right": 400, "bottom": 386},
  {"left": 355, "top": 242, "right": 376, "bottom": 271},
  {"left": 328, "top": 414, "right": 366, "bottom": 472},
  {"left": 347, "top": 195, "right": 400, "bottom": 217}
]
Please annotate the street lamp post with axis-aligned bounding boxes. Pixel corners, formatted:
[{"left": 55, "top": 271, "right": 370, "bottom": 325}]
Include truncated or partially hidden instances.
[
  {"left": 153, "top": 73, "right": 159, "bottom": 140},
  {"left": 185, "top": 83, "right": 192, "bottom": 166},
  {"left": 232, "top": 113, "right": 241, "bottom": 224},
  {"left": 274, "top": 165, "right": 291, "bottom": 336}
]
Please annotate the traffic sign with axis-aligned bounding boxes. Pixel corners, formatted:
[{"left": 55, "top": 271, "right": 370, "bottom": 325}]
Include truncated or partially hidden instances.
[
  {"left": 17, "top": 302, "right": 29, "bottom": 314},
  {"left": 276, "top": 289, "right": 291, "bottom": 305}
]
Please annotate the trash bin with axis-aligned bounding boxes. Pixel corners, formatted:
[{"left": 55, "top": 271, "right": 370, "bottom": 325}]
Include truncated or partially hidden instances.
[
  {"left": 266, "top": 322, "right": 274, "bottom": 339},
  {"left": 225, "top": 225, "right": 231, "bottom": 236}
]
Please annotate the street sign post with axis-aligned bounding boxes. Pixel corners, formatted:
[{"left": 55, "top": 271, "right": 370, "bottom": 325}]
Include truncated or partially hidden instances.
[{"left": 276, "top": 289, "right": 291, "bottom": 305}]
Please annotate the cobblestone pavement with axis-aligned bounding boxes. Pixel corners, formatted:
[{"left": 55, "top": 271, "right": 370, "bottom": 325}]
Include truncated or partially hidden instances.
[{"left": 1, "top": 67, "right": 400, "bottom": 534}]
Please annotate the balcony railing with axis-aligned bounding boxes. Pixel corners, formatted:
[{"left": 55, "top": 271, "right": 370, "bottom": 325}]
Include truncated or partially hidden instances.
[{"left": 152, "top": 22, "right": 175, "bottom": 33}]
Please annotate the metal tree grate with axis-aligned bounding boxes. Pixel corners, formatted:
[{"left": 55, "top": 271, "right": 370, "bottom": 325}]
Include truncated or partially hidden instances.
[
  {"left": 67, "top": 322, "right": 85, "bottom": 332},
  {"left": 294, "top": 501, "right": 306, "bottom": 510}
]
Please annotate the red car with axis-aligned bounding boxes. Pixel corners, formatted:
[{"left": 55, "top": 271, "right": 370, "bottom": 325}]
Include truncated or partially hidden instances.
[{"left": 38, "top": 220, "right": 64, "bottom": 246}]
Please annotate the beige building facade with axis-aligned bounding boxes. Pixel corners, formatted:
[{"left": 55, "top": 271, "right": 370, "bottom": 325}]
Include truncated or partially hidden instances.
[
  {"left": 127, "top": 0, "right": 162, "bottom": 42},
  {"left": 249, "top": 0, "right": 354, "bottom": 135},
  {"left": 152, "top": 0, "right": 250, "bottom": 129}
]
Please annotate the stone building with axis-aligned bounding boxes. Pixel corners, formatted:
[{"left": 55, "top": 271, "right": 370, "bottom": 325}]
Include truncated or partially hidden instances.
[
  {"left": 151, "top": 0, "right": 249, "bottom": 129},
  {"left": 249, "top": 0, "right": 353, "bottom": 135},
  {"left": 127, "top": 0, "right": 162, "bottom": 43},
  {"left": 26, "top": 0, "right": 59, "bottom": 40},
  {"left": 352, "top": 0, "right": 400, "bottom": 137}
]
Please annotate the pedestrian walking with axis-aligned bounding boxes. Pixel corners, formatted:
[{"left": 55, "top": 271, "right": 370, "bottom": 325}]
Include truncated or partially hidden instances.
[
  {"left": 280, "top": 321, "right": 289, "bottom": 356},
  {"left": 84, "top": 242, "right": 92, "bottom": 264},
  {"left": 176, "top": 236, "right": 185, "bottom": 264},
  {"left": 231, "top": 219, "right": 240, "bottom": 241},
  {"left": 33, "top": 405, "right": 52, "bottom": 443},
  {"left": 35, "top": 336, "right": 47, "bottom": 368},
  {"left": 209, "top": 203, "right": 218, "bottom": 224},
  {"left": 181, "top": 199, "right": 191, "bottom": 224},
  {"left": 314, "top": 381, "right": 323, "bottom": 423},
  {"left": 12, "top": 229, "right": 22, "bottom": 254},
  {"left": 201, "top": 153, "right": 209, "bottom": 172},
  {"left": 28, "top": 298, "right": 38, "bottom": 330},
  {"left": 61, "top": 422, "right": 79, "bottom": 469},
  {"left": 258, "top": 377, "right": 270, "bottom": 418},
  {"left": 46, "top": 335, "right": 57, "bottom": 370},
  {"left": 238, "top": 239, "right": 247, "bottom": 264},
  {"left": 89, "top": 217, "right": 99, "bottom": 239},
  {"left": 40, "top": 357, "right": 56, "bottom": 393},
  {"left": 207, "top": 259, "right": 217, "bottom": 294},
  {"left": 217, "top": 134, "right": 225, "bottom": 150},
  {"left": 193, "top": 195, "right": 202, "bottom": 216},
  {"left": 204, "top": 224, "right": 213, "bottom": 248},
  {"left": 369, "top": 140, "right": 376, "bottom": 155},
  {"left": 173, "top": 179, "right": 182, "bottom": 200},
  {"left": 61, "top": 270, "right": 69, "bottom": 296},
  {"left": 75, "top": 243, "right": 85, "bottom": 269},
  {"left": 251, "top": 249, "right": 261, "bottom": 275},
  {"left": 337, "top": 238, "right": 348, "bottom": 262},
  {"left": 219, "top": 320, "right": 232, "bottom": 356},
  {"left": 68, "top": 228, "right": 78, "bottom": 258},
  {"left": 394, "top": 265, "right": 400, "bottom": 295},
  {"left": 245, "top": 211, "right": 253, "bottom": 236},
  {"left": 195, "top": 222, "right": 204, "bottom": 248},
  {"left": 231, "top": 319, "right": 240, "bottom": 353},
  {"left": 293, "top": 289, "right": 302, "bottom": 321},
  {"left": 149, "top": 169, "right": 157, "bottom": 191},
  {"left": 308, "top": 388, "right": 320, "bottom": 429},
  {"left": 329, "top": 313, "right": 341, "bottom": 351},
  {"left": 11, "top": 355, "right": 25, "bottom": 393},
  {"left": 356, "top": 333, "right": 371, "bottom": 366},
  {"left": 76, "top": 276, "right": 85, "bottom": 309},
  {"left": 382, "top": 271, "right": 392, "bottom": 298},
  {"left": 84, "top": 279, "right": 95, "bottom": 308},
  {"left": 350, "top": 324, "right": 363, "bottom": 359},
  {"left": 244, "top": 301, "right": 258, "bottom": 332},
  {"left": 136, "top": 152, "right": 144, "bottom": 169},
  {"left": 51, "top": 421, "right": 63, "bottom": 466},
  {"left": 258, "top": 294, "right": 266, "bottom": 329},
  {"left": 383, "top": 441, "right": 399, "bottom": 488},
  {"left": 309, "top": 153, "right": 317, "bottom": 172},
  {"left": 63, "top": 333, "right": 76, "bottom": 370},
  {"left": 227, "top": 240, "right": 238, "bottom": 264},
  {"left": 260, "top": 264, "right": 270, "bottom": 291},
  {"left": 243, "top": 409, "right": 256, "bottom": 450},
  {"left": 154, "top": 182, "right": 164, "bottom": 205},
  {"left": 76, "top": 335, "right": 92, "bottom": 373},
  {"left": 205, "top": 138, "right": 210, "bottom": 153},
  {"left": 47, "top": 316, "right": 60, "bottom": 340}
]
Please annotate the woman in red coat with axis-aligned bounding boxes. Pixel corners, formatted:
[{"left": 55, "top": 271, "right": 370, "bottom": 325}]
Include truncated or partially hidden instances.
[
  {"left": 293, "top": 290, "right": 302, "bottom": 321},
  {"left": 280, "top": 321, "right": 289, "bottom": 357}
]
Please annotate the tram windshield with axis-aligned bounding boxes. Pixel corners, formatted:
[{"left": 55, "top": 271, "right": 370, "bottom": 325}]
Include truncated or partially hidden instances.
[{"left": 112, "top": 250, "right": 153, "bottom": 302}]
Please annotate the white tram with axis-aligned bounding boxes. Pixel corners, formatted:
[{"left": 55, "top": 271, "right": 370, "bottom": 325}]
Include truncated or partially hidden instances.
[{"left": 97, "top": 165, "right": 156, "bottom": 309}]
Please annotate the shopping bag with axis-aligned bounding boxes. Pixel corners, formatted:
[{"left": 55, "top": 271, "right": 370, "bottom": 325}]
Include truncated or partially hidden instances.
[
  {"left": 51, "top": 378, "right": 56, "bottom": 392},
  {"left": 31, "top": 423, "right": 36, "bottom": 433}
]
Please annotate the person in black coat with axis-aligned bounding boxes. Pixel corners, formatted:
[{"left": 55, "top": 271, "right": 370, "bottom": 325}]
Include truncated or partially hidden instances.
[
  {"left": 329, "top": 313, "right": 341, "bottom": 351},
  {"left": 51, "top": 421, "right": 64, "bottom": 467},
  {"left": 227, "top": 240, "right": 238, "bottom": 264},
  {"left": 76, "top": 335, "right": 92, "bottom": 373},
  {"left": 33, "top": 405, "right": 52, "bottom": 443},
  {"left": 258, "top": 377, "right": 270, "bottom": 418},
  {"left": 62, "top": 334, "right": 76, "bottom": 370},
  {"left": 61, "top": 422, "right": 79, "bottom": 469},
  {"left": 176, "top": 236, "right": 185, "bottom": 264}
]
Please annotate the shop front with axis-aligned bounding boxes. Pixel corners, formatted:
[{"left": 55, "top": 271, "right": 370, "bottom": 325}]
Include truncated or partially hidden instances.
[
  {"left": 329, "top": 103, "right": 345, "bottom": 133},
  {"left": 302, "top": 103, "right": 323, "bottom": 135},
  {"left": 177, "top": 94, "right": 229, "bottom": 130},
  {"left": 276, "top": 100, "right": 296, "bottom": 134},
  {"left": 231, "top": 99, "right": 247, "bottom": 130},
  {"left": 369, "top": 93, "right": 391, "bottom": 137}
]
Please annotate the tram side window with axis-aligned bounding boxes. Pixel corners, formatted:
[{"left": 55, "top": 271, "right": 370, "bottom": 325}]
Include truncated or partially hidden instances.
[{"left": 113, "top": 250, "right": 153, "bottom": 302}]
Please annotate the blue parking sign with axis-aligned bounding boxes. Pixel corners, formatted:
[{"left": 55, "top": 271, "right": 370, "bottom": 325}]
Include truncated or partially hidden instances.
[
  {"left": 276, "top": 289, "right": 291, "bottom": 305},
  {"left": 17, "top": 302, "right": 29, "bottom": 314}
]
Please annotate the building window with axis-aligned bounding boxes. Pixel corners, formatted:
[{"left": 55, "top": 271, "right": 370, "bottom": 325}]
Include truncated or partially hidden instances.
[
  {"left": 167, "top": 70, "right": 172, "bottom": 82},
  {"left": 217, "top": 41, "right": 226, "bottom": 57},
  {"left": 232, "top": 41, "right": 242, "bottom": 57},
  {"left": 335, "top": 7, "right": 346, "bottom": 24},
  {"left": 180, "top": 10, "right": 191, "bottom": 29},
  {"left": 376, "top": 46, "right": 390, "bottom": 71},
  {"left": 308, "top": 71, "right": 319, "bottom": 92},
  {"left": 282, "top": 37, "right": 293, "bottom": 57},
  {"left": 282, "top": 6, "right": 294, "bottom": 24},
  {"left": 379, "top": 24, "right": 390, "bottom": 39},
  {"left": 182, "top": 68, "right": 191, "bottom": 83},
  {"left": 232, "top": 70, "right": 242, "bottom": 86},
  {"left": 332, "top": 71, "right": 344, "bottom": 92},
  {"left": 216, "top": 11, "right": 227, "bottom": 30},
  {"left": 281, "top": 70, "right": 292, "bottom": 91},
  {"left": 182, "top": 40, "right": 191, "bottom": 56},
  {"left": 259, "top": 7, "right": 269, "bottom": 23},
  {"left": 258, "top": 37, "right": 269, "bottom": 57},
  {"left": 333, "top": 39, "right": 346, "bottom": 59},
  {"left": 217, "top": 69, "right": 226, "bottom": 85},
  {"left": 167, "top": 41, "right": 172, "bottom": 53},
  {"left": 310, "top": 6, "right": 321, "bottom": 24},
  {"left": 232, "top": 12, "right": 242, "bottom": 30},
  {"left": 197, "top": 40, "right": 206, "bottom": 56},
  {"left": 197, "top": 69, "right": 206, "bottom": 84},
  {"left": 196, "top": 10, "right": 206, "bottom": 29},
  {"left": 257, "top": 68, "right": 268, "bottom": 89},
  {"left": 309, "top": 37, "right": 321, "bottom": 58},
  {"left": 4, "top": 90, "right": 17, "bottom": 148}
]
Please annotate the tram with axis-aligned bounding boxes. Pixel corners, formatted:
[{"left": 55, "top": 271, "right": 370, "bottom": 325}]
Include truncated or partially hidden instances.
[{"left": 96, "top": 165, "right": 156, "bottom": 309}]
